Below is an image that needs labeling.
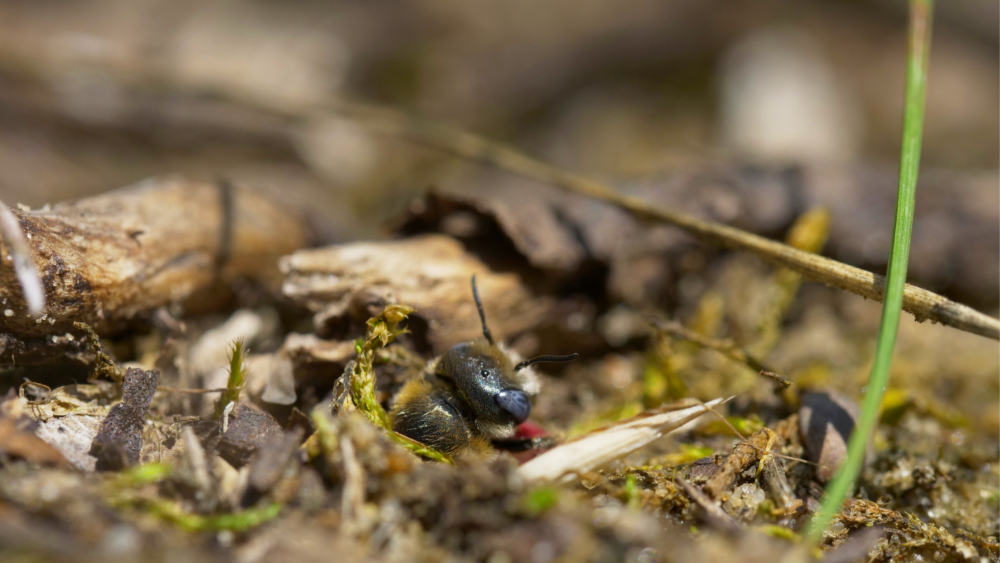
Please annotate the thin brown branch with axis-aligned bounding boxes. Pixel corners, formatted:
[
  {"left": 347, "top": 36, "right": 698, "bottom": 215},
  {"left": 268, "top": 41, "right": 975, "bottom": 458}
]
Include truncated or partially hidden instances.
[
  {"left": 759, "top": 371, "right": 793, "bottom": 388},
  {"left": 650, "top": 316, "right": 775, "bottom": 376}
]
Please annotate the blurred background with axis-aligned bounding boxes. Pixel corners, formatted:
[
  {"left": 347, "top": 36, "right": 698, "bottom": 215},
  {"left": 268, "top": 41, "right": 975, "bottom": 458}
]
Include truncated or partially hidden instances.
[{"left": 0, "top": 0, "right": 996, "bottom": 306}]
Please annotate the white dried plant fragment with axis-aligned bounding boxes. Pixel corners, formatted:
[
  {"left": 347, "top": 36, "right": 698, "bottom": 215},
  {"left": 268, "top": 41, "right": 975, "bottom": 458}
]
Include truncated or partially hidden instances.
[
  {"left": 0, "top": 200, "right": 45, "bottom": 315},
  {"left": 35, "top": 415, "right": 101, "bottom": 471},
  {"left": 518, "top": 397, "right": 732, "bottom": 484}
]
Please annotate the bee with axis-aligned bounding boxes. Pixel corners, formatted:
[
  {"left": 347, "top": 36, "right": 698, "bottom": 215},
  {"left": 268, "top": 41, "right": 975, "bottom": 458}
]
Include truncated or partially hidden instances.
[{"left": 390, "top": 276, "right": 578, "bottom": 457}]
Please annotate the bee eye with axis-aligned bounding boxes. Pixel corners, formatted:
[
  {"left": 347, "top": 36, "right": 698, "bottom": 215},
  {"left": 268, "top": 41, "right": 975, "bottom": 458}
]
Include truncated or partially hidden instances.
[{"left": 480, "top": 369, "right": 490, "bottom": 378}]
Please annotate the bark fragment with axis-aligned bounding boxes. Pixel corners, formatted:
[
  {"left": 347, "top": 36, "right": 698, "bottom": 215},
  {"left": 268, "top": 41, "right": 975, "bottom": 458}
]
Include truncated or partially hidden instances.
[
  {"left": 217, "top": 402, "right": 283, "bottom": 468},
  {"left": 0, "top": 177, "right": 310, "bottom": 339},
  {"left": 90, "top": 367, "right": 159, "bottom": 470}
]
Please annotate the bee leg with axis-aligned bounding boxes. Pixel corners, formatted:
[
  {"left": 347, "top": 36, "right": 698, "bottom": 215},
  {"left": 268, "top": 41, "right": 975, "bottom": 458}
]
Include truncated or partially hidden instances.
[
  {"left": 390, "top": 378, "right": 473, "bottom": 457},
  {"left": 491, "top": 436, "right": 558, "bottom": 453}
]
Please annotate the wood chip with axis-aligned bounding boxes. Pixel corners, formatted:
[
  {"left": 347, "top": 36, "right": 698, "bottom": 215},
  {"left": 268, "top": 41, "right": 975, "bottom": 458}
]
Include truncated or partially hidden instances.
[{"left": 90, "top": 367, "right": 160, "bottom": 470}]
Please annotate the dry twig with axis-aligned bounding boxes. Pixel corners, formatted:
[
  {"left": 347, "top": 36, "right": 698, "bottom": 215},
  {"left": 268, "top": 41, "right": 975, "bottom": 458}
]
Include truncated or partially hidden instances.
[{"left": 650, "top": 317, "right": 773, "bottom": 374}]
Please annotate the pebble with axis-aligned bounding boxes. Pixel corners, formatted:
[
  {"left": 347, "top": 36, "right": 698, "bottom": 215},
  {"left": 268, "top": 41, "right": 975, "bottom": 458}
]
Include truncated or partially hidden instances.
[
  {"left": 217, "top": 403, "right": 284, "bottom": 467},
  {"left": 688, "top": 456, "right": 720, "bottom": 482},
  {"left": 799, "top": 391, "right": 860, "bottom": 483}
]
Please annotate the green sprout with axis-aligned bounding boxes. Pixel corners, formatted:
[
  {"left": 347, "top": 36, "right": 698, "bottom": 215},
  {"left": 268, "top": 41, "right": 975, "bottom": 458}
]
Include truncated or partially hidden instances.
[
  {"left": 345, "top": 304, "right": 414, "bottom": 429},
  {"left": 522, "top": 487, "right": 560, "bottom": 516},
  {"left": 215, "top": 337, "right": 249, "bottom": 418},
  {"left": 142, "top": 499, "right": 281, "bottom": 532}
]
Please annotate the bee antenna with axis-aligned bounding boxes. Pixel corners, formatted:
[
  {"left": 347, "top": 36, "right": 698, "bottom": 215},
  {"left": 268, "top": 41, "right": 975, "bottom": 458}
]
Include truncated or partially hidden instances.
[
  {"left": 514, "top": 353, "right": 580, "bottom": 372},
  {"left": 471, "top": 275, "right": 494, "bottom": 345}
]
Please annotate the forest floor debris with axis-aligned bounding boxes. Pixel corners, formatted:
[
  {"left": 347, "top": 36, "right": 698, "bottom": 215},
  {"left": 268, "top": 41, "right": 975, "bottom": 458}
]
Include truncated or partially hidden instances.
[{"left": 0, "top": 187, "right": 996, "bottom": 563}]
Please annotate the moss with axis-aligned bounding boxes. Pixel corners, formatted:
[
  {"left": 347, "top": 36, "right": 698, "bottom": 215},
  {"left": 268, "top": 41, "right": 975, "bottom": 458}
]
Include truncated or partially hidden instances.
[{"left": 215, "top": 337, "right": 248, "bottom": 418}]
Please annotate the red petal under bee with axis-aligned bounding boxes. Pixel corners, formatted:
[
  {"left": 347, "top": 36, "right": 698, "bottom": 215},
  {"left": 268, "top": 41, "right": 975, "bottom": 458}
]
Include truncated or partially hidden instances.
[
  {"left": 511, "top": 421, "right": 552, "bottom": 464},
  {"left": 514, "top": 420, "right": 547, "bottom": 440}
]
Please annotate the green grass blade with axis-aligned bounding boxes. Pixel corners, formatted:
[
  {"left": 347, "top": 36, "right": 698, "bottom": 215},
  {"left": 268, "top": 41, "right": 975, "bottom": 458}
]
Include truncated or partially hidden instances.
[{"left": 806, "top": 0, "right": 934, "bottom": 543}]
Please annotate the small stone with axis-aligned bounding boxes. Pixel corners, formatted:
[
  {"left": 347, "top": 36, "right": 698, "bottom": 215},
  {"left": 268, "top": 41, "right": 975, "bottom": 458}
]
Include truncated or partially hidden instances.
[
  {"left": 688, "top": 457, "right": 721, "bottom": 482},
  {"left": 216, "top": 403, "right": 283, "bottom": 468},
  {"left": 294, "top": 467, "right": 327, "bottom": 513},
  {"left": 249, "top": 427, "right": 304, "bottom": 493},
  {"left": 799, "top": 391, "right": 860, "bottom": 483}
]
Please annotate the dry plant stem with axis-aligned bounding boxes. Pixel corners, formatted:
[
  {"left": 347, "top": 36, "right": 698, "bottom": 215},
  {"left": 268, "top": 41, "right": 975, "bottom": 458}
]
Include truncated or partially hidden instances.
[
  {"left": 651, "top": 317, "right": 775, "bottom": 376},
  {"left": 759, "top": 371, "right": 792, "bottom": 388},
  {"left": 518, "top": 396, "right": 731, "bottom": 484},
  {"left": 0, "top": 178, "right": 309, "bottom": 338},
  {"left": 0, "top": 52, "right": 992, "bottom": 339}
]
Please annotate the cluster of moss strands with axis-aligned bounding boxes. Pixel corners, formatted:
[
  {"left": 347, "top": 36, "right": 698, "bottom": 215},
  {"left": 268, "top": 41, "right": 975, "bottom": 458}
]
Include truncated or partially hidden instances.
[
  {"left": 345, "top": 304, "right": 412, "bottom": 429},
  {"left": 74, "top": 321, "right": 123, "bottom": 384},
  {"left": 142, "top": 501, "right": 282, "bottom": 533},
  {"left": 341, "top": 304, "right": 454, "bottom": 464}
]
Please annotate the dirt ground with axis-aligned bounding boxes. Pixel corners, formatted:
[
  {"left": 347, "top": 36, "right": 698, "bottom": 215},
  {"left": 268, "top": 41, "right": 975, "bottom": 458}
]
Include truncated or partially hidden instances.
[{"left": 0, "top": 2, "right": 996, "bottom": 562}]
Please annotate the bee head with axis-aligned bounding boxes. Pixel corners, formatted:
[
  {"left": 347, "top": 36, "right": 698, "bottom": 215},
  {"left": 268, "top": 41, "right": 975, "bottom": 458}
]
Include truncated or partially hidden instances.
[
  {"left": 434, "top": 276, "right": 579, "bottom": 438},
  {"left": 438, "top": 340, "right": 529, "bottom": 436}
]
